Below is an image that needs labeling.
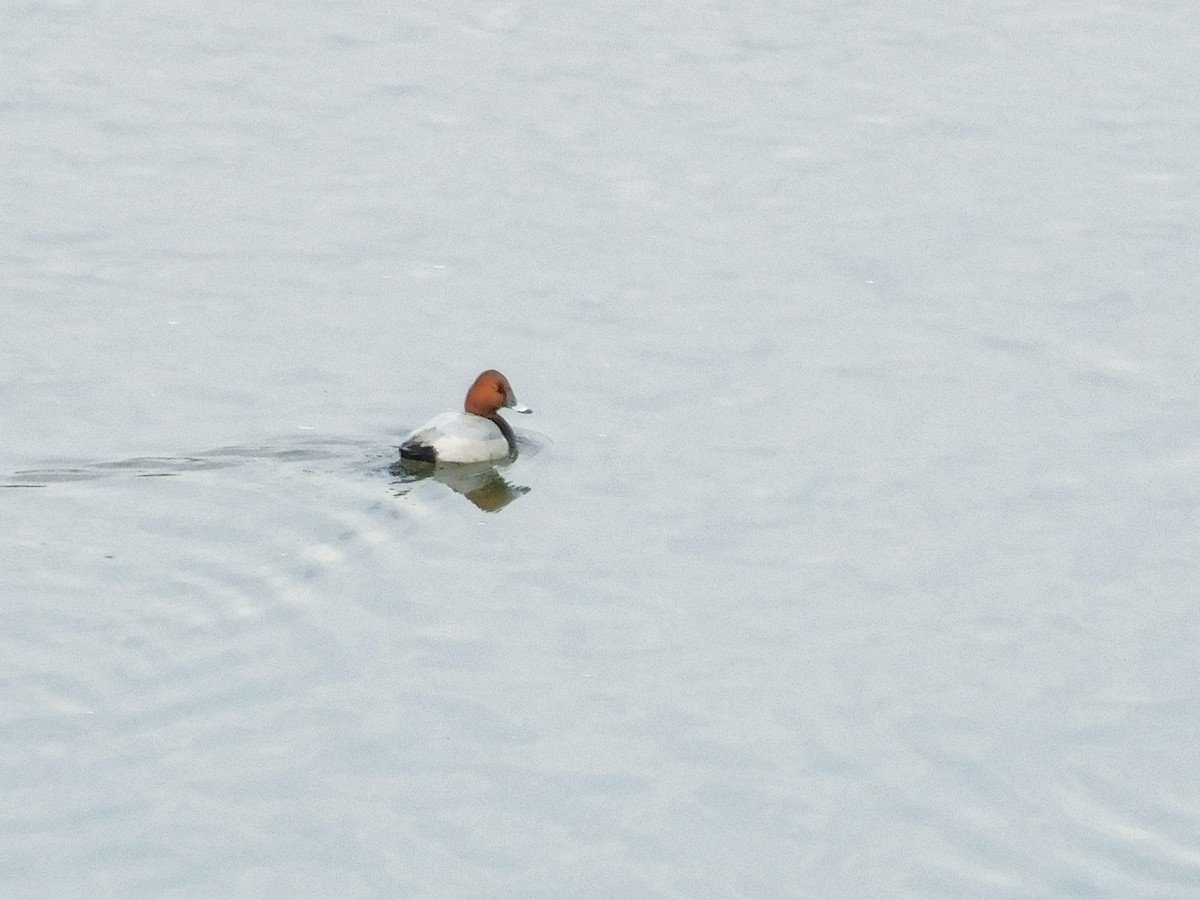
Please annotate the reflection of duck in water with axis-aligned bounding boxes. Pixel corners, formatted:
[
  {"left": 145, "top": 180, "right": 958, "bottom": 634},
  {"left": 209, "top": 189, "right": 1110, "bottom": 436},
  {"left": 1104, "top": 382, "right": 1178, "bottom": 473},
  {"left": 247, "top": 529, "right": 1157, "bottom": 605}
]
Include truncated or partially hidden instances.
[
  {"left": 431, "top": 461, "right": 530, "bottom": 511},
  {"left": 400, "top": 370, "right": 531, "bottom": 464},
  {"left": 394, "top": 370, "right": 534, "bottom": 511}
]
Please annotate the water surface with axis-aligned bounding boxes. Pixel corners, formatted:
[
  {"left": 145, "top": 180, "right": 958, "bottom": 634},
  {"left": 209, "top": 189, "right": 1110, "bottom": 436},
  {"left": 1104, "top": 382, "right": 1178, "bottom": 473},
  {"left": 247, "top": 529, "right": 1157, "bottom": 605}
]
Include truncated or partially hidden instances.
[{"left": 3, "top": 1, "right": 1198, "bottom": 896}]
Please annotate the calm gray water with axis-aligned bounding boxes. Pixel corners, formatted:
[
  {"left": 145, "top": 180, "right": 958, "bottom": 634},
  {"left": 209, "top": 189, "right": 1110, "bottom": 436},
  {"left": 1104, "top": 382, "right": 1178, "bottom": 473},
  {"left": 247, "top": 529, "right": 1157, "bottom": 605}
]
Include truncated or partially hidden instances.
[{"left": 4, "top": 1, "right": 1198, "bottom": 897}]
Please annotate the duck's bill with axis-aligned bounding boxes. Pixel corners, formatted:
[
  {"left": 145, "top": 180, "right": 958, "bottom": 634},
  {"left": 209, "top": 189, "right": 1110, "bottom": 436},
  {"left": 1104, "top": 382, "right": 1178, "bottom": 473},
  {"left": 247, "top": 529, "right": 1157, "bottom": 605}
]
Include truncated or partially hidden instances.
[{"left": 509, "top": 402, "right": 532, "bottom": 414}]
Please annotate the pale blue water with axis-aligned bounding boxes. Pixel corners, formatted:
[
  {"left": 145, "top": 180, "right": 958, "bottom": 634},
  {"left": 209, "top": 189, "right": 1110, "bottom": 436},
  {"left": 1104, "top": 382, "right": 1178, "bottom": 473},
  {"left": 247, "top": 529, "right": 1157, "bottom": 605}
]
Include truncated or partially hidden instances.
[{"left": 3, "top": 1, "right": 1198, "bottom": 897}]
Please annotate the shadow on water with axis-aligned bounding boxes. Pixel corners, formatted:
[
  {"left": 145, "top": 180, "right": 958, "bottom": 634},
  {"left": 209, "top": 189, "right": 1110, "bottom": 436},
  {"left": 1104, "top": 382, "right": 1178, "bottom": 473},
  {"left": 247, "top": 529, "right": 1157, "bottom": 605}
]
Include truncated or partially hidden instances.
[{"left": 2, "top": 438, "right": 374, "bottom": 487}]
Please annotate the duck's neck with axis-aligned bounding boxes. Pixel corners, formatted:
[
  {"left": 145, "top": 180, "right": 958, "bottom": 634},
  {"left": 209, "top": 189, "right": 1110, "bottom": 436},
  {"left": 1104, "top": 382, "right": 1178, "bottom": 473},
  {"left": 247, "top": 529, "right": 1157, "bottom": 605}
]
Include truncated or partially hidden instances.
[{"left": 491, "top": 413, "right": 518, "bottom": 455}]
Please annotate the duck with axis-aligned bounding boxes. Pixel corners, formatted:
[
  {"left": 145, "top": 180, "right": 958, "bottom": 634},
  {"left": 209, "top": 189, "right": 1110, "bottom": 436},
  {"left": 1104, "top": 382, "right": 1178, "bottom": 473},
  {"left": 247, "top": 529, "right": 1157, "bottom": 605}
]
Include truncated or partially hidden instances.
[{"left": 399, "top": 369, "right": 532, "bottom": 464}]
